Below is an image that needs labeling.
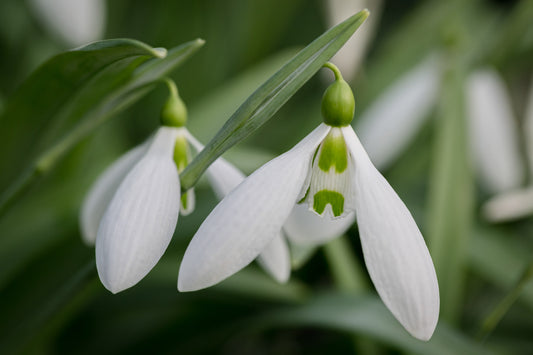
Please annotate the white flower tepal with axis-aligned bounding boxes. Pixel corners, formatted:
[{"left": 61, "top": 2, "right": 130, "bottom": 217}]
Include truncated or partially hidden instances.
[
  {"left": 178, "top": 64, "right": 439, "bottom": 340},
  {"left": 95, "top": 127, "right": 181, "bottom": 293}
]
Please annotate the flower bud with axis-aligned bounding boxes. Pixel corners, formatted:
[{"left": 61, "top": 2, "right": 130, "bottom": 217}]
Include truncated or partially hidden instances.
[{"left": 321, "top": 73, "right": 355, "bottom": 127}]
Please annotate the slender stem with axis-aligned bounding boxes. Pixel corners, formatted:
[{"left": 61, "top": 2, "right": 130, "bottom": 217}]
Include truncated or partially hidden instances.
[
  {"left": 322, "top": 62, "right": 343, "bottom": 81},
  {"left": 478, "top": 259, "right": 533, "bottom": 341}
]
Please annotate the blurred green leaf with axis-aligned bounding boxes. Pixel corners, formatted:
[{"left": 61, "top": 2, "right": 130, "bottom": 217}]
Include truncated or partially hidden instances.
[
  {"left": 260, "top": 293, "right": 495, "bottom": 355},
  {"left": 428, "top": 52, "right": 474, "bottom": 322},
  {"left": 427, "top": 51, "right": 474, "bottom": 322},
  {"left": 179, "top": 10, "right": 369, "bottom": 190},
  {"left": 0, "top": 38, "right": 204, "bottom": 218},
  {"left": 470, "top": 227, "right": 533, "bottom": 311},
  {"left": 0, "top": 39, "right": 163, "bottom": 186}
]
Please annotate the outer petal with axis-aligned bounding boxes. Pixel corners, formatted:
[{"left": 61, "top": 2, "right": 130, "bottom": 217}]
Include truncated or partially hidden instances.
[
  {"left": 256, "top": 234, "right": 291, "bottom": 283},
  {"left": 343, "top": 126, "right": 439, "bottom": 341},
  {"left": 178, "top": 124, "right": 331, "bottom": 291},
  {"left": 482, "top": 187, "right": 533, "bottom": 223},
  {"left": 355, "top": 54, "right": 440, "bottom": 170},
  {"left": 466, "top": 69, "right": 524, "bottom": 193},
  {"left": 29, "top": 0, "right": 106, "bottom": 47},
  {"left": 80, "top": 142, "right": 148, "bottom": 245},
  {"left": 96, "top": 127, "right": 180, "bottom": 293},
  {"left": 187, "top": 131, "right": 292, "bottom": 282},
  {"left": 283, "top": 202, "right": 355, "bottom": 245}
]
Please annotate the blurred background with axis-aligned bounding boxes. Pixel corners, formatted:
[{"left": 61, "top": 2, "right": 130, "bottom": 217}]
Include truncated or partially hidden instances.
[{"left": 0, "top": 0, "right": 532, "bottom": 354}]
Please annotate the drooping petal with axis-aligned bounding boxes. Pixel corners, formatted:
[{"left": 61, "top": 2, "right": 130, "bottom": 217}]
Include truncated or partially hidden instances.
[
  {"left": 324, "top": 0, "right": 382, "bottom": 81},
  {"left": 178, "top": 124, "right": 331, "bottom": 292},
  {"left": 256, "top": 234, "right": 291, "bottom": 283},
  {"left": 96, "top": 127, "right": 180, "bottom": 293},
  {"left": 80, "top": 142, "right": 148, "bottom": 246},
  {"left": 525, "top": 77, "right": 533, "bottom": 174},
  {"left": 187, "top": 130, "right": 292, "bottom": 282},
  {"left": 284, "top": 202, "right": 355, "bottom": 245},
  {"left": 355, "top": 54, "right": 441, "bottom": 170},
  {"left": 466, "top": 69, "right": 524, "bottom": 194},
  {"left": 29, "top": 0, "right": 106, "bottom": 47},
  {"left": 343, "top": 126, "right": 439, "bottom": 341},
  {"left": 482, "top": 187, "right": 533, "bottom": 223}
]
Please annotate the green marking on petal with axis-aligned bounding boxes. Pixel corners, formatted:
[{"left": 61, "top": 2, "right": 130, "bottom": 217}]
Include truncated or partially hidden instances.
[
  {"left": 318, "top": 131, "right": 348, "bottom": 173},
  {"left": 173, "top": 135, "right": 190, "bottom": 172},
  {"left": 313, "top": 190, "right": 344, "bottom": 217},
  {"left": 181, "top": 192, "right": 189, "bottom": 209},
  {"left": 298, "top": 187, "right": 310, "bottom": 204}
]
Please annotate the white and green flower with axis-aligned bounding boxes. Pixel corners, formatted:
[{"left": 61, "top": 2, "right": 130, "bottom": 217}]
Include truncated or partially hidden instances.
[
  {"left": 178, "top": 64, "right": 440, "bottom": 341},
  {"left": 80, "top": 84, "right": 250, "bottom": 293}
]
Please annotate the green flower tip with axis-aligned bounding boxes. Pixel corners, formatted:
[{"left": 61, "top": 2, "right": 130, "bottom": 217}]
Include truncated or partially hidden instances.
[
  {"left": 321, "top": 63, "right": 355, "bottom": 127},
  {"left": 161, "top": 80, "right": 187, "bottom": 127}
]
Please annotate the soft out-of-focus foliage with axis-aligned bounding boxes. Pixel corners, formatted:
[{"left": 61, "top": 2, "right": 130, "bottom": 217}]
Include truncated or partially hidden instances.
[{"left": 0, "top": 0, "right": 532, "bottom": 354}]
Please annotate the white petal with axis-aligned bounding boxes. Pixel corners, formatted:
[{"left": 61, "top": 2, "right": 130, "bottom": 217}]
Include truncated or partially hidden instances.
[
  {"left": 343, "top": 126, "right": 439, "bottom": 341},
  {"left": 188, "top": 131, "right": 290, "bottom": 282},
  {"left": 482, "top": 187, "right": 533, "bottom": 223},
  {"left": 525, "top": 77, "right": 533, "bottom": 174},
  {"left": 355, "top": 54, "right": 441, "bottom": 170},
  {"left": 29, "top": 0, "right": 106, "bottom": 47},
  {"left": 178, "top": 124, "right": 331, "bottom": 291},
  {"left": 96, "top": 127, "right": 180, "bottom": 293},
  {"left": 324, "top": 0, "right": 382, "bottom": 81},
  {"left": 284, "top": 203, "right": 355, "bottom": 245},
  {"left": 256, "top": 235, "right": 291, "bottom": 283},
  {"left": 466, "top": 69, "right": 524, "bottom": 193},
  {"left": 80, "top": 143, "right": 148, "bottom": 246}
]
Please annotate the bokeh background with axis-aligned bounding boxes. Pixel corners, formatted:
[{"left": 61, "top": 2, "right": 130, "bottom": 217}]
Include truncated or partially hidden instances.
[{"left": 0, "top": 0, "right": 532, "bottom": 354}]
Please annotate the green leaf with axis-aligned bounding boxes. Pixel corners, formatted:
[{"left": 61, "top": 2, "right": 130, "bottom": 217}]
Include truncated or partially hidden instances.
[
  {"left": 427, "top": 51, "right": 474, "bottom": 323},
  {"left": 179, "top": 10, "right": 369, "bottom": 190},
  {"left": 0, "top": 38, "right": 204, "bottom": 218},
  {"left": 0, "top": 39, "right": 163, "bottom": 186},
  {"left": 259, "top": 293, "right": 496, "bottom": 355}
]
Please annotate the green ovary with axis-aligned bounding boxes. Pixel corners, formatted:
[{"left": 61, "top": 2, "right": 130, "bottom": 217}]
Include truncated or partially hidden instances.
[{"left": 313, "top": 190, "right": 344, "bottom": 217}]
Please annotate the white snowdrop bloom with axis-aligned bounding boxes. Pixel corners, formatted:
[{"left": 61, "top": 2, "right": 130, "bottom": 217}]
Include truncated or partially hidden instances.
[
  {"left": 29, "top": 0, "right": 106, "bottom": 47},
  {"left": 466, "top": 69, "right": 524, "bottom": 194},
  {"left": 356, "top": 54, "right": 441, "bottom": 170},
  {"left": 482, "top": 77, "right": 533, "bottom": 223},
  {"left": 81, "top": 84, "right": 252, "bottom": 293},
  {"left": 324, "top": 0, "right": 381, "bottom": 81},
  {"left": 179, "top": 65, "right": 440, "bottom": 341}
]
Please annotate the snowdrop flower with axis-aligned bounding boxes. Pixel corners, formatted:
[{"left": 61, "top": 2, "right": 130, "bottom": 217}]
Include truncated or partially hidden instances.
[
  {"left": 80, "top": 83, "right": 235, "bottom": 293},
  {"left": 29, "top": 0, "right": 106, "bottom": 47},
  {"left": 356, "top": 54, "right": 441, "bottom": 170},
  {"left": 179, "top": 63, "right": 440, "bottom": 341},
  {"left": 356, "top": 56, "right": 524, "bottom": 198},
  {"left": 482, "top": 77, "right": 533, "bottom": 222}
]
